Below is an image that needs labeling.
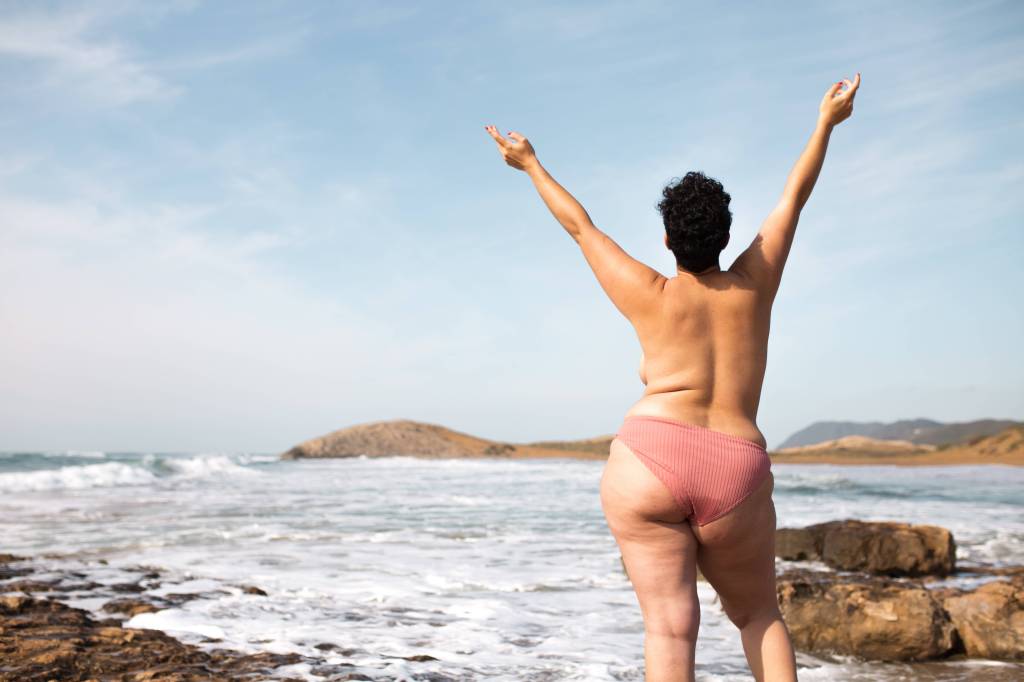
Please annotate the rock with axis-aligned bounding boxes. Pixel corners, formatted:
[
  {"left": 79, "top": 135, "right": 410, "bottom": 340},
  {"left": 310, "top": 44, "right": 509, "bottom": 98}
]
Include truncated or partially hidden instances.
[
  {"left": 0, "top": 593, "right": 305, "bottom": 681},
  {"left": 102, "top": 597, "right": 163, "bottom": 616},
  {"left": 242, "top": 584, "right": 268, "bottom": 596},
  {"left": 109, "top": 580, "right": 148, "bottom": 593},
  {"left": 941, "top": 575, "right": 1024, "bottom": 660},
  {"left": 0, "top": 595, "right": 30, "bottom": 613},
  {"left": 776, "top": 527, "right": 818, "bottom": 561},
  {"left": 1, "top": 579, "right": 63, "bottom": 593},
  {"left": 776, "top": 569, "right": 957, "bottom": 661},
  {"left": 776, "top": 520, "right": 956, "bottom": 576},
  {"left": 0, "top": 554, "right": 32, "bottom": 581}
]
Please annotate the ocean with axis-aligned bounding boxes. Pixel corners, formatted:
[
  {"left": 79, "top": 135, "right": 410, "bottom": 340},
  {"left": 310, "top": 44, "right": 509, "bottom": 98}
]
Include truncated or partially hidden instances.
[{"left": 1, "top": 451, "right": 1022, "bottom": 681}]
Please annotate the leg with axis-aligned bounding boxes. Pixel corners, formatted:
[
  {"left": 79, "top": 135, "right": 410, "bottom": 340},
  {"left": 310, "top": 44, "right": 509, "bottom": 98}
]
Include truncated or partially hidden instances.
[
  {"left": 692, "top": 473, "right": 797, "bottom": 682},
  {"left": 600, "top": 438, "right": 700, "bottom": 682}
]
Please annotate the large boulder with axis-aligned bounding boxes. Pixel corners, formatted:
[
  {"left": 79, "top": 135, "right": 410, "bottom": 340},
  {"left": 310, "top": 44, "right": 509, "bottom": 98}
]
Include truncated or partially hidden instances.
[
  {"left": 776, "top": 569, "right": 957, "bottom": 661},
  {"left": 939, "top": 575, "right": 1024, "bottom": 660},
  {"left": 776, "top": 520, "right": 955, "bottom": 577}
]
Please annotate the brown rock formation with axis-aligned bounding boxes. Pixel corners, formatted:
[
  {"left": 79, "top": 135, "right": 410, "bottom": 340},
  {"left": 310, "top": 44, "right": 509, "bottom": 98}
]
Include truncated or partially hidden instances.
[
  {"left": 281, "top": 418, "right": 610, "bottom": 460},
  {"left": 776, "top": 435, "right": 936, "bottom": 455},
  {"left": 0, "top": 553, "right": 468, "bottom": 680},
  {"left": 0, "top": 594, "right": 304, "bottom": 681},
  {"left": 939, "top": 575, "right": 1024, "bottom": 660},
  {"left": 776, "top": 520, "right": 955, "bottom": 577},
  {"left": 776, "top": 569, "right": 957, "bottom": 661}
]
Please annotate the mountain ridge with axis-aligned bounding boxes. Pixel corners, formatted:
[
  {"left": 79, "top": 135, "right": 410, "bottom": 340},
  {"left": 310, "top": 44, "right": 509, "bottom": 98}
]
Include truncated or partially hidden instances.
[{"left": 776, "top": 418, "right": 1022, "bottom": 449}]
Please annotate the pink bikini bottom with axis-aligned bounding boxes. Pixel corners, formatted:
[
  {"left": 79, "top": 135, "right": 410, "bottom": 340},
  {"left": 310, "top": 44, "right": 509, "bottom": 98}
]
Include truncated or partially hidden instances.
[{"left": 612, "top": 414, "right": 772, "bottom": 526}]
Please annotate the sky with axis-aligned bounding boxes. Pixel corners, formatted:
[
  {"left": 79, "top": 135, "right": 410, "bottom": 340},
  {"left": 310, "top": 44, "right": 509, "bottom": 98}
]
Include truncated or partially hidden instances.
[{"left": 1, "top": 0, "right": 1022, "bottom": 453}]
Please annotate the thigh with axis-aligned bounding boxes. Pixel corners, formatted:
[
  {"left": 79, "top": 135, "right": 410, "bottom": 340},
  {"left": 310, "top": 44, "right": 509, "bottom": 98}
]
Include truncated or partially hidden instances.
[
  {"left": 600, "top": 439, "right": 699, "bottom": 631},
  {"left": 691, "top": 473, "right": 779, "bottom": 621}
]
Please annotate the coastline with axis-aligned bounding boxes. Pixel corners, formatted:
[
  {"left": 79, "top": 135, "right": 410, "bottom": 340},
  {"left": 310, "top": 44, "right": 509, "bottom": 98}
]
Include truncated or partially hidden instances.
[
  {"left": 278, "top": 420, "right": 1024, "bottom": 466},
  {"left": 768, "top": 450, "right": 1024, "bottom": 467}
]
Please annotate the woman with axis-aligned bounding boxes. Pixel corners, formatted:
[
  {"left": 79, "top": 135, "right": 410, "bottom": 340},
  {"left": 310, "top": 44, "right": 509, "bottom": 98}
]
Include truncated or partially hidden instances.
[{"left": 485, "top": 72, "right": 860, "bottom": 681}]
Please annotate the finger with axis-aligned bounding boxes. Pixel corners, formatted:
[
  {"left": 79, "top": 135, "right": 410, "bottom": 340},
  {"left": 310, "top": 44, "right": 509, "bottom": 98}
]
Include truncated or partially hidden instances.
[
  {"left": 487, "top": 124, "right": 509, "bottom": 148},
  {"left": 849, "top": 72, "right": 861, "bottom": 94},
  {"left": 485, "top": 125, "right": 510, "bottom": 148},
  {"left": 827, "top": 81, "right": 843, "bottom": 98},
  {"left": 507, "top": 130, "right": 526, "bottom": 143}
]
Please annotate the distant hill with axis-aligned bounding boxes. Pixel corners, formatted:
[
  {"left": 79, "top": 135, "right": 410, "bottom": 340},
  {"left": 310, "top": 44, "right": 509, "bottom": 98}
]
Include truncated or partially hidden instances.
[
  {"left": 770, "top": 425, "right": 1024, "bottom": 466},
  {"left": 775, "top": 435, "right": 934, "bottom": 455},
  {"left": 777, "top": 419, "right": 1023, "bottom": 449},
  {"left": 521, "top": 436, "right": 614, "bottom": 457},
  {"left": 281, "top": 419, "right": 612, "bottom": 461}
]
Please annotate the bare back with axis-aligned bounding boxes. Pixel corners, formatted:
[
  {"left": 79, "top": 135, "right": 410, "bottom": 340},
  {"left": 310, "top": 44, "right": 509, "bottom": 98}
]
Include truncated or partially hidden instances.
[{"left": 626, "top": 269, "right": 773, "bottom": 449}]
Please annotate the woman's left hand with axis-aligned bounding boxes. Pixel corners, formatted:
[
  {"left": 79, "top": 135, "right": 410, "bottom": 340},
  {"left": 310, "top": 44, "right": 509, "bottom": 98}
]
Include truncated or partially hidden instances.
[{"left": 484, "top": 125, "right": 539, "bottom": 172}]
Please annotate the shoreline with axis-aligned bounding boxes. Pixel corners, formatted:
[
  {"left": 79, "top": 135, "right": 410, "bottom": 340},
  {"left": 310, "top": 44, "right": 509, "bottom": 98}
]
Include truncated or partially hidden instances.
[
  {"left": 768, "top": 452, "right": 1024, "bottom": 467},
  {"left": 0, "top": 552, "right": 443, "bottom": 681},
  {"left": 277, "top": 448, "right": 1024, "bottom": 466},
  {"left": 4, "top": 545, "right": 1022, "bottom": 680}
]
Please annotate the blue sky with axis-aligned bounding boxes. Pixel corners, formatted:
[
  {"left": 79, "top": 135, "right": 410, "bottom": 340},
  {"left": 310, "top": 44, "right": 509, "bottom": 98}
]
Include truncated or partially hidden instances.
[{"left": 1, "top": 0, "right": 1021, "bottom": 452}]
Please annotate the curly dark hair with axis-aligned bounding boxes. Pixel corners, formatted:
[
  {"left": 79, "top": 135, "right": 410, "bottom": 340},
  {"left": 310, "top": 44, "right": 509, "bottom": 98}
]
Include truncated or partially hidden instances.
[{"left": 656, "top": 171, "right": 732, "bottom": 273}]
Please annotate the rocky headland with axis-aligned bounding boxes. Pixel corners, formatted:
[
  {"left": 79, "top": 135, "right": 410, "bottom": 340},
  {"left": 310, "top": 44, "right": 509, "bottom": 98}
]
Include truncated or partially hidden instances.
[{"left": 280, "top": 418, "right": 611, "bottom": 460}]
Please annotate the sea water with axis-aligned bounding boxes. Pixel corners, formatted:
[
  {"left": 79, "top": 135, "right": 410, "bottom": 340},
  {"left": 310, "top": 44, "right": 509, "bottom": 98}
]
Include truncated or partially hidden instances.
[{"left": 1, "top": 451, "right": 1022, "bottom": 681}]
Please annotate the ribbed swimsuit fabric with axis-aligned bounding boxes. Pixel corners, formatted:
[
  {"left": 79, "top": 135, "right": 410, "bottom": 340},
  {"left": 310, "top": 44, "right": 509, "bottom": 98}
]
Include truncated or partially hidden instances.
[{"left": 613, "top": 415, "right": 772, "bottom": 526}]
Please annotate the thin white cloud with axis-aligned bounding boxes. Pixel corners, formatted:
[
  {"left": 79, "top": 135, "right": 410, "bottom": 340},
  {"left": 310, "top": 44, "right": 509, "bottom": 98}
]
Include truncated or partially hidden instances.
[
  {"left": 159, "top": 28, "right": 310, "bottom": 70},
  {"left": 0, "top": 5, "right": 175, "bottom": 105}
]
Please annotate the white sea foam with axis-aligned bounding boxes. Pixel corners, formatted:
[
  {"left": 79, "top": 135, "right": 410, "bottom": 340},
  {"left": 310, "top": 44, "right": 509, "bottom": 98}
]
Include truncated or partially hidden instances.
[
  {"left": 126, "top": 609, "right": 226, "bottom": 641},
  {"left": 0, "top": 452, "right": 261, "bottom": 492},
  {"left": 0, "top": 461, "right": 157, "bottom": 492},
  {"left": 161, "top": 454, "right": 258, "bottom": 478}
]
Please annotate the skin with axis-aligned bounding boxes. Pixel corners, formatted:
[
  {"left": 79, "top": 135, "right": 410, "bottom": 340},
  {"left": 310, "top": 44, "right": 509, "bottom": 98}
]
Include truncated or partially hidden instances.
[{"left": 485, "top": 73, "right": 860, "bottom": 681}]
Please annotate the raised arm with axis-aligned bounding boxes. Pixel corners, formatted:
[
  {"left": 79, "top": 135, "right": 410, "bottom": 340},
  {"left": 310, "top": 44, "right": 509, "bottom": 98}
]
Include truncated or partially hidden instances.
[
  {"left": 730, "top": 73, "right": 861, "bottom": 299},
  {"left": 483, "top": 125, "right": 664, "bottom": 320}
]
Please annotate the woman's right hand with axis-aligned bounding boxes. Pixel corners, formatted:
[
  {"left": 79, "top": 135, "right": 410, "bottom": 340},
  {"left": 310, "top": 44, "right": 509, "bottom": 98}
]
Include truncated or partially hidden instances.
[{"left": 818, "top": 72, "right": 860, "bottom": 127}]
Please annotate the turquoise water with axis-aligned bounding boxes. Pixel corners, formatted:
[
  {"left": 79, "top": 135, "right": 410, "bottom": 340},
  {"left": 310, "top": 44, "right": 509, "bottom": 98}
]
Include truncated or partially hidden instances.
[{"left": 1, "top": 451, "right": 1022, "bottom": 680}]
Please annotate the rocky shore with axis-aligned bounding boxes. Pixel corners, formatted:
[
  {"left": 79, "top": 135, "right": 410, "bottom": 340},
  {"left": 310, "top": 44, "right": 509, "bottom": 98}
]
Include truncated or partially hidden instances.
[
  {"left": 4, "top": 520, "right": 1022, "bottom": 678},
  {"left": 0, "top": 554, "right": 434, "bottom": 681},
  {"left": 774, "top": 520, "right": 1024, "bottom": 662}
]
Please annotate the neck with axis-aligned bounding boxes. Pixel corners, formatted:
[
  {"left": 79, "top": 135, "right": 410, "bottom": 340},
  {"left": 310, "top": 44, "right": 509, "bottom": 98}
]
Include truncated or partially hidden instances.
[{"left": 678, "top": 263, "right": 721, "bottom": 276}]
